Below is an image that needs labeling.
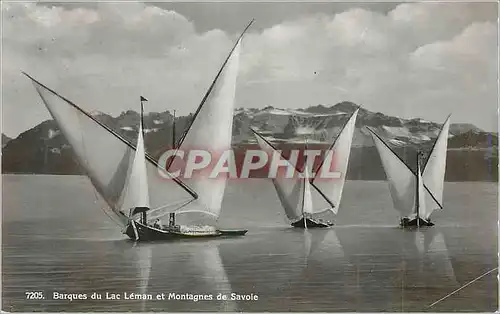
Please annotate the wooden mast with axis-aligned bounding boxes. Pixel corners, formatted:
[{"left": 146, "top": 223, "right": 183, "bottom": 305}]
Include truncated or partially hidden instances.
[
  {"left": 140, "top": 96, "right": 147, "bottom": 225},
  {"left": 302, "top": 138, "right": 308, "bottom": 229},
  {"left": 172, "top": 110, "right": 176, "bottom": 149},
  {"left": 416, "top": 151, "right": 420, "bottom": 228},
  {"left": 170, "top": 109, "right": 176, "bottom": 228}
]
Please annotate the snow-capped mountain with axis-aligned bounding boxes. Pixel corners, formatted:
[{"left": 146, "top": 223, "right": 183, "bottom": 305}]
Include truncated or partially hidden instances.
[
  {"left": 2, "top": 102, "right": 497, "bottom": 181},
  {"left": 235, "top": 102, "right": 479, "bottom": 147}
]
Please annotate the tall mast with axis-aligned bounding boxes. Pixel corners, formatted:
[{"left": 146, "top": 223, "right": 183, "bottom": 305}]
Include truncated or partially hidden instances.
[
  {"left": 416, "top": 151, "right": 420, "bottom": 228},
  {"left": 172, "top": 110, "right": 176, "bottom": 149},
  {"left": 292, "top": 111, "right": 310, "bottom": 228},
  {"left": 140, "top": 98, "right": 144, "bottom": 136},
  {"left": 140, "top": 95, "right": 148, "bottom": 224},
  {"left": 140, "top": 95, "right": 148, "bottom": 138},
  {"left": 303, "top": 138, "right": 307, "bottom": 229}
]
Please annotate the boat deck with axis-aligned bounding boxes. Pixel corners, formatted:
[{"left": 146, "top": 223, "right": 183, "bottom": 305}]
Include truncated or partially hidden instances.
[
  {"left": 291, "top": 217, "right": 334, "bottom": 228},
  {"left": 124, "top": 221, "right": 247, "bottom": 241}
]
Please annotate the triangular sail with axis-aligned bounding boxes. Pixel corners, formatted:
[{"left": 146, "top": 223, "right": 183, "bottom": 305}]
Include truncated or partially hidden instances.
[
  {"left": 253, "top": 129, "right": 302, "bottom": 220},
  {"left": 368, "top": 115, "right": 449, "bottom": 219},
  {"left": 312, "top": 109, "right": 358, "bottom": 214},
  {"left": 368, "top": 128, "right": 416, "bottom": 217},
  {"left": 26, "top": 74, "right": 195, "bottom": 227},
  {"left": 164, "top": 23, "right": 252, "bottom": 220},
  {"left": 123, "top": 120, "right": 150, "bottom": 210},
  {"left": 422, "top": 116, "right": 450, "bottom": 218},
  {"left": 252, "top": 129, "right": 332, "bottom": 221}
]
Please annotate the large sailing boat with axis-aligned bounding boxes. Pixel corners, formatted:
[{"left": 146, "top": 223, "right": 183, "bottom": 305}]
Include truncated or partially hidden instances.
[
  {"left": 252, "top": 109, "right": 359, "bottom": 228},
  {"left": 24, "top": 20, "right": 253, "bottom": 241},
  {"left": 367, "top": 115, "right": 451, "bottom": 228}
]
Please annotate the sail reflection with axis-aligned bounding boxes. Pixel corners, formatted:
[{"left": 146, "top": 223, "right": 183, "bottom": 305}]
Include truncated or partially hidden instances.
[
  {"left": 190, "top": 243, "right": 238, "bottom": 312},
  {"left": 334, "top": 227, "right": 458, "bottom": 311},
  {"left": 117, "top": 240, "right": 236, "bottom": 312},
  {"left": 113, "top": 226, "right": 460, "bottom": 312},
  {"left": 129, "top": 242, "right": 153, "bottom": 312},
  {"left": 9, "top": 225, "right": 485, "bottom": 312},
  {"left": 439, "top": 226, "right": 498, "bottom": 301}
]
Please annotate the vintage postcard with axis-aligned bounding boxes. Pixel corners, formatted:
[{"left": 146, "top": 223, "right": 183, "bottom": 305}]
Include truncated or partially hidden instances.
[{"left": 1, "top": 1, "right": 498, "bottom": 312}]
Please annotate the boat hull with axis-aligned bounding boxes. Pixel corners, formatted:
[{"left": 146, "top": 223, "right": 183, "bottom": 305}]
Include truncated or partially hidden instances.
[
  {"left": 218, "top": 229, "right": 248, "bottom": 236},
  {"left": 291, "top": 217, "right": 334, "bottom": 228},
  {"left": 400, "top": 217, "right": 434, "bottom": 228},
  {"left": 124, "top": 221, "right": 247, "bottom": 242}
]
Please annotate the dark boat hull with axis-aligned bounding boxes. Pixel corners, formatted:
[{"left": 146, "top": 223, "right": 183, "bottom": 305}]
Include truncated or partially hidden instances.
[
  {"left": 124, "top": 221, "right": 247, "bottom": 242},
  {"left": 400, "top": 217, "right": 434, "bottom": 228},
  {"left": 218, "top": 229, "right": 248, "bottom": 236},
  {"left": 291, "top": 217, "right": 334, "bottom": 228}
]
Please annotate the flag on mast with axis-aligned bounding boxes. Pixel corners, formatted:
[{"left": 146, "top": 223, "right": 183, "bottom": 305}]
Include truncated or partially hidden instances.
[{"left": 140, "top": 96, "right": 148, "bottom": 102}]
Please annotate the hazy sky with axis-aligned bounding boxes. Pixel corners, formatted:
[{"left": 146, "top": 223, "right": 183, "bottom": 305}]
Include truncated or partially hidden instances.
[{"left": 2, "top": 1, "right": 498, "bottom": 137}]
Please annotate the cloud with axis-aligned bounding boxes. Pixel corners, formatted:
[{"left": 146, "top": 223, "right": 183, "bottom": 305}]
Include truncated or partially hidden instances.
[
  {"left": 1, "top": 2, "right": 497, "bottom": 137},
  {"left": 238, "top": 4, "right": 497, "bottom": 130},
  {"left": 2, "top": 2, "right": 231, "bottom": 136}
]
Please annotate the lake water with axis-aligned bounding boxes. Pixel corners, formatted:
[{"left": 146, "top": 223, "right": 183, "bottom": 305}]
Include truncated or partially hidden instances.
[{"left": 2, "top": 175, "right": 498, "bottom": 312}]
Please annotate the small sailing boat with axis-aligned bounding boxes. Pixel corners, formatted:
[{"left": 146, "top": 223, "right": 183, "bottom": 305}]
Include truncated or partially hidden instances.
[
  {"left": 367, "top": 115, "right": 451, "bottom": 228},
  {"left": 24, "top": 20, "right": 254, "bottom": 241},
  {"left": 252, "top": 109, "right": 359, "bottom": 228}
]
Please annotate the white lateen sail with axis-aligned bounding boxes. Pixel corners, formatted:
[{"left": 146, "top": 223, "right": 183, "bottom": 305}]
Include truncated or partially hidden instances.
[
  {"left": 312, "top": 109, "right": 358, "bottom": 214},
  {"left": 150, "top": 21, "right": 253, "bottom": 222},
  {"left": 123, "top": 118, "right": 150, "bottom": 210},
  {"left": 252, "top": 129, "right": 333, "bottom": 221},
  {"left": 252, "top": 129, "right": 303, "bottom": 221},
  {"left": 159, "top": 45, "right": 240, "bottom": 219},
  {"left": 368, "top": 128, "right": 416, "bottom": 217},
  {"left": 368, "top": 116, "right": 450, "bottom": 220},
  {"left": 422, "top": 116, "right": 450, "bottom": 219},
  {"left": 27, "top": 20, "right": 253, "bottom": 232},
  {"left": 252, "top": 109, "right": 358, "bottom": 222},
  {"left": 25, "top": 74, "right": 196, "bottom": 227}
]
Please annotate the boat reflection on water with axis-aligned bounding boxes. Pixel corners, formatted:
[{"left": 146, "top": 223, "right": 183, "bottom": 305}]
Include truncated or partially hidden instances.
[
  {"left": 334, "top": 226, "right": 459, "bottom": 311},
  {"left": 116, "top": 226, "right": 465, "bottom": 312},
  {"left": 120, "top": 239, "right": 238, "bottom": 312},
  {"left": 223, "top": 227, "right": 459, "bottom": 312}
]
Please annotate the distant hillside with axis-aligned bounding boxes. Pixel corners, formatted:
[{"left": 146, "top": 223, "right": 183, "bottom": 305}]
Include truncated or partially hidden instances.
[
  {"left": 2, "top": 102, "right": 498, "bottom": 181},
  {"left": 448, "top": 130, "right": 498, "bottom": 149}
]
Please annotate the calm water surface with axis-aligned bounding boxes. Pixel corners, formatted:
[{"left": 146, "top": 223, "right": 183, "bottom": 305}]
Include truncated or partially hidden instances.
[{"left": 2, "top": 175, "right": 498, "bottom": 312}]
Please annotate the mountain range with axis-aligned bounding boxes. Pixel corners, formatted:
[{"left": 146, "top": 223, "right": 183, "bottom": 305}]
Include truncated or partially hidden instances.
[{"left": 2, "top": 102, "right": 497, "bottom": 181}]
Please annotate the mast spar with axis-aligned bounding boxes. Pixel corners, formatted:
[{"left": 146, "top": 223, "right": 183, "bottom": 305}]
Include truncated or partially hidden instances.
[
  {"left": 140, "top": 96, "right": 146, "bottom": 137},
  {"left": 416, "top": 151, "right": 420, "bottom": 228},
  {"left": 303, "top": 138, "right": 308, "bottom": 229},
  {"left": 136, "top": 95, "right": 149, "bottom": 224},
  {"left": 172, "top": 110, "right": 176, "bottom": 149}
]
